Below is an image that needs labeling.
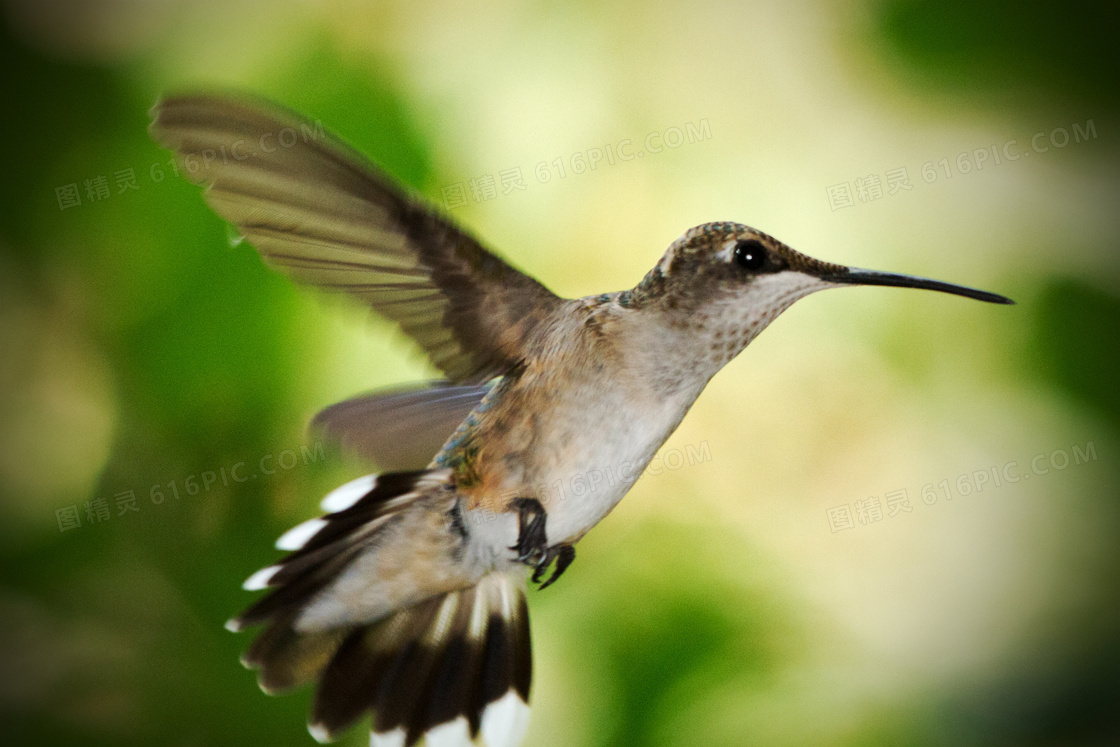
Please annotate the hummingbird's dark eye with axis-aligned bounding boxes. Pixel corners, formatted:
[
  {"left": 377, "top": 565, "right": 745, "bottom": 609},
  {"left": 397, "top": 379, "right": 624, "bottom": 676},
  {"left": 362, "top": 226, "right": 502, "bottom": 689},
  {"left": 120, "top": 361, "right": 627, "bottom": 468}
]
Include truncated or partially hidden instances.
[{"left": 733, "top": 239, "right": 767, "bottom": 270}]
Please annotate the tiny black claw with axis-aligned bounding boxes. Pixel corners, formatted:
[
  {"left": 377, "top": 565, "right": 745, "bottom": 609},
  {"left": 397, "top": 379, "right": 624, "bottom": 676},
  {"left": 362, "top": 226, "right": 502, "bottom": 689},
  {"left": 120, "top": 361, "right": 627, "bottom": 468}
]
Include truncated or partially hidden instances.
[
  {"left": 531, "top": 557, "right": 549, "bottom": 585},
  {"left": 537, "top": 544, "right": 575, "bottom": 590}
]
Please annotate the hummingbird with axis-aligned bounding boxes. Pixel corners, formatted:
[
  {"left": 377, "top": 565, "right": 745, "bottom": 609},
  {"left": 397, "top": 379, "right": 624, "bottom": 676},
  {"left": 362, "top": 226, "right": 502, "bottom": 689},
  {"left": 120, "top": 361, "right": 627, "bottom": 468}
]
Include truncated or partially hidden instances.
[{"left": 150, "top": 93, "right": 1013, "bottom": 747}]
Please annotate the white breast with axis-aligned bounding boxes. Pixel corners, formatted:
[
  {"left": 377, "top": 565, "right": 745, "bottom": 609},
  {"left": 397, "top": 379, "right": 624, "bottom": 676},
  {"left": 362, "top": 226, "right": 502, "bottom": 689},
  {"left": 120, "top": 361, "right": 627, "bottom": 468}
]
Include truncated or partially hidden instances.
[{"left": 533, "top": 368, "right": 701, "bottom": 544}]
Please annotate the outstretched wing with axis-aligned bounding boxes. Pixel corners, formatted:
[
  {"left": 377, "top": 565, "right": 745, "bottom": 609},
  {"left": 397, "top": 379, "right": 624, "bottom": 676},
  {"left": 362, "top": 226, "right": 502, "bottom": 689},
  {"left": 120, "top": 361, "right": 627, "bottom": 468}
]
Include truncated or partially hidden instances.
[{"left": 150, "top": 93, "right": 562, "bottom": 383}]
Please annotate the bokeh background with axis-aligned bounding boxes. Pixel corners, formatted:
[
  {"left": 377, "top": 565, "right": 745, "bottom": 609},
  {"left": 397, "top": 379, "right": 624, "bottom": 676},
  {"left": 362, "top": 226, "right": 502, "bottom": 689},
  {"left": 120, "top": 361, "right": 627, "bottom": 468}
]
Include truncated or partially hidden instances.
[{"left": 1, "top": 1, "right": 1118, "bottom": 745}]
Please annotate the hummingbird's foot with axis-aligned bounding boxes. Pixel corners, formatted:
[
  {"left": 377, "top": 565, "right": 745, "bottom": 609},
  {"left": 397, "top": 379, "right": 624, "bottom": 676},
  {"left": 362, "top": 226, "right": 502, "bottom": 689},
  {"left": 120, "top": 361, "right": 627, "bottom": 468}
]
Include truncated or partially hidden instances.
[
  {"left": 509, "top": 497, "right": 548, "bottom": 565},
  {"left": 532, "top": 543, "right": 575, "bottom": 590},
  {"left": 508, "top": 497, "right": 576, "bottom": 588}
]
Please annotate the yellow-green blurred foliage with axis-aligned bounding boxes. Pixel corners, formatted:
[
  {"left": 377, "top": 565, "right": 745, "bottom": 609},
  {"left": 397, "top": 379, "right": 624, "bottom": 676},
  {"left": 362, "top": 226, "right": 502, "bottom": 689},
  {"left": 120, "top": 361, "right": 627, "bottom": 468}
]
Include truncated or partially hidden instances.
[{"left": 1, "top": 1, "right": 1117, "bottom": 745}]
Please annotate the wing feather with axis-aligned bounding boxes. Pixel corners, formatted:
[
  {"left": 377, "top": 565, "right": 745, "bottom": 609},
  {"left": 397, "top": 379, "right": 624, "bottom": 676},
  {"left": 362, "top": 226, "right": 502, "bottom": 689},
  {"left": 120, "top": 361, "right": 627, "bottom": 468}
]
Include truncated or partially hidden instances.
[{"left": 150, "top": 93, "right": 561, "bottom": 382}]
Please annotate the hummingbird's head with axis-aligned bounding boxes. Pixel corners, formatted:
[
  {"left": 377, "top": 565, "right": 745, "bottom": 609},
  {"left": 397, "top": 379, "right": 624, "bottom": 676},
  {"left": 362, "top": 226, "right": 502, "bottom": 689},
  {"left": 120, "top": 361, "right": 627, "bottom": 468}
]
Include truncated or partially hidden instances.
[{"left": 630, "top": 222, "right": 1012, "bottom": 369}]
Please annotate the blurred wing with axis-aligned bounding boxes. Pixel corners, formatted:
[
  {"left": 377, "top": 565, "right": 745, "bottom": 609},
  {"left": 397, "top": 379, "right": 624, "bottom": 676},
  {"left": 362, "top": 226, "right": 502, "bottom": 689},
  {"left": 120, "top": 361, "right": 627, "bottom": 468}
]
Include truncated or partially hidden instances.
[
  {"left": 150, "top": 93, "right": 562, "bottom": 383},
  {"left": 312, "top": 381, "right": 491, "bottom": 471}
]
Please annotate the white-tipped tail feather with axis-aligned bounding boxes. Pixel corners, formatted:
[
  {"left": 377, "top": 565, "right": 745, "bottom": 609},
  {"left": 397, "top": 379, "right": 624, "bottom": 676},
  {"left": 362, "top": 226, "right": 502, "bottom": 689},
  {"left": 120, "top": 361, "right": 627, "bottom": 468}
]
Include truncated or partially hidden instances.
[
  {"left": 422, "top": 717, "right": 472, "bottom": 747},
  {"left": 241, "top": 565, "right": 281, "bottom": 591},
  {"left": 480, "top": 691, "right": 532, "bottom": 747},
  {"left": 242, "top": 571, "right": 532, "bottom": 747},
  {"left": 275, "top": 517, "right": 329, "bottom": 551},
  {"left": 370, "top": 728, "right": 406, "bottom": 747},
  {"left": 308, "top": 723, "right": 332, "bottom": 744},
  {"left": 321, "top": 474, "right": 378, "bottom": 513},
  {"left": 226, "top": 468, "right": 534, "bottom": 747}
]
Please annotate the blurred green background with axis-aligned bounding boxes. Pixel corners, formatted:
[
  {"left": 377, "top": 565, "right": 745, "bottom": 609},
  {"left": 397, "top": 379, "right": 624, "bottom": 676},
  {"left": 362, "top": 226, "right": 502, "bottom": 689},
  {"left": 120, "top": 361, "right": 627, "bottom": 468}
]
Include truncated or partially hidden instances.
[{"left": 1, "top": 1, "right": 1117, "bottom": 745}]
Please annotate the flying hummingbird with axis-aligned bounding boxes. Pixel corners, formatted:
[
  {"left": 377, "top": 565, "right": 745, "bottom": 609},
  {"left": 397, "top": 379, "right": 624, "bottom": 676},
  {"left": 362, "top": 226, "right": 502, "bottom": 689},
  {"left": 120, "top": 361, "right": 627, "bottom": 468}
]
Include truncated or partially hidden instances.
[{"left": 150, "top": 93, "right": 1013, "bottom": 747}]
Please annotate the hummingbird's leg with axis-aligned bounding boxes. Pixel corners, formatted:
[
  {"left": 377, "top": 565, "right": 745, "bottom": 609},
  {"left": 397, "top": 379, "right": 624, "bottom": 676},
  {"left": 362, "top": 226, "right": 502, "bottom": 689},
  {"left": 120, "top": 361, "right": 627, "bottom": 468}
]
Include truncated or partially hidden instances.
[
  {"left": 509, "top": 497, "right": 548, "bottom": 565},
  {"left": 509, "top": 497, "right": 577, "bottom": 588}
]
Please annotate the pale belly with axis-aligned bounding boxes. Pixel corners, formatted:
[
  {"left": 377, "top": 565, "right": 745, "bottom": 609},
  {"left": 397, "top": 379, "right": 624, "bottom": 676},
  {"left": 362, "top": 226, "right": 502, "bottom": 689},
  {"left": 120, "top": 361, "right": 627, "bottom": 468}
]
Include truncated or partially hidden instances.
[
  {"left": 533, "top": 434, "right": 650, "bottom": 542},
  {"left": 521, "top": 383, "right": 696, "bottom": 545},
  {"left": 456, "top": 314, "right": 713, "bottom": 555}
]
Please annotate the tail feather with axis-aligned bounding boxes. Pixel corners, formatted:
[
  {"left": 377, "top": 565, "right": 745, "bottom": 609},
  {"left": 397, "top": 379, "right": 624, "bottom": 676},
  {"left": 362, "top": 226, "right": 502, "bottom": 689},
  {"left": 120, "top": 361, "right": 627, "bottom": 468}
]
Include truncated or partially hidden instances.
[
  {"left": 283, "top": 471, "right": 429, "bottom": 561},
  {"left": 382, "top": 581, "right": 527, "bottom": 743},
  {"left": 227, "top": 469, "right": 439, "bottom": 632},
  {"left": 312, "top": 604, "right": 438, "bottom": 739},
  {"left": 239, "top": 574, "right": 531, "bottom": 746},
  {"left": 242, "top": 613, "right": 349, "bottom": 695},
  {"left": 232, "top": 540, "right": 370, "bottom": 631},
  {"left": 230, "top": 470, "right": 533, "bottom": 746}
]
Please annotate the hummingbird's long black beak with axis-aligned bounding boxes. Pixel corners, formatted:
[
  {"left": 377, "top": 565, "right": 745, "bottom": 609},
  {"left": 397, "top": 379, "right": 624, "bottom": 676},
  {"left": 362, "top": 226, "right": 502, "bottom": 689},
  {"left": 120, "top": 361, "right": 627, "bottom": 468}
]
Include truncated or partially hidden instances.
[{"left": 822, "top": 268, "right": 1015, "bottom": 304}]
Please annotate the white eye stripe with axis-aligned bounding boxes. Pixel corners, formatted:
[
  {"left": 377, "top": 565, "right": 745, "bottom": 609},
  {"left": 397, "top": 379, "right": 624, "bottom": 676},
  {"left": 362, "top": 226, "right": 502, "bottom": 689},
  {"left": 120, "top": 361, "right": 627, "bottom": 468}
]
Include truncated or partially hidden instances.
[{"left": 719, "top": 239, "right": 739, "bottom": 262}]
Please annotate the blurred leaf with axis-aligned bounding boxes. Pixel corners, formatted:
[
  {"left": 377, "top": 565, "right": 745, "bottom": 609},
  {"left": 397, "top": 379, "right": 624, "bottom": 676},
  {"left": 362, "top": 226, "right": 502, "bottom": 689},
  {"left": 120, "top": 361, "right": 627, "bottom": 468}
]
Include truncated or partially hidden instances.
[
  {"left": 874, "top": 0, "right": 1120, "bottom": 110},
  {"left": 1029, "top": 278, "right": 1120, "bottom": 425}
]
